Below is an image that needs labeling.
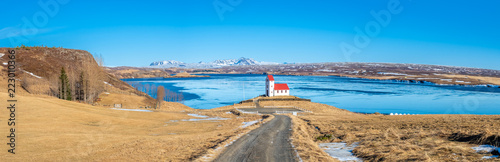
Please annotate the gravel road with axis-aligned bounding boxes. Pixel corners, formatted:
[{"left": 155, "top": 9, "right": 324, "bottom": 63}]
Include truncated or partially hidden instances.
[{"left": 214, "top": 115, "right": 296, "bottom": 162}]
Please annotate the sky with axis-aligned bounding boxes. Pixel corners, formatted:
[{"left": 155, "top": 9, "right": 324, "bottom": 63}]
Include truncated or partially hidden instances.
[{"left": 1, "top": 0, "right": 499, "bottom": 69}]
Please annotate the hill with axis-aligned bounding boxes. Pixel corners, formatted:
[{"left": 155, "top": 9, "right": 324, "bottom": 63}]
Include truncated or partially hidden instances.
[{"left": 0, "top": 47, "right": 145, "bottom": 100}]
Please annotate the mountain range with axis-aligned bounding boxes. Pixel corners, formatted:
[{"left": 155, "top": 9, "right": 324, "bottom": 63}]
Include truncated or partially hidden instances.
[{"left": 149, "top": 57, "right": 279, "bottom": 68}]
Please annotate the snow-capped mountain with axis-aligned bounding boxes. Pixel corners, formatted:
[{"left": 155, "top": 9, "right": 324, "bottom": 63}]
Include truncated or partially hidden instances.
[
  {"left": 211, "top": 57, "right": 258, "bottom": 66},
  {"left": 235, "top": 57, "right": 259, "bottom": 65},
  {"left": 149, "top": 60, "right": 185, "bottom": 66},
  {"left": 149, "top": 57, "right": 279, "bottom": 68}
]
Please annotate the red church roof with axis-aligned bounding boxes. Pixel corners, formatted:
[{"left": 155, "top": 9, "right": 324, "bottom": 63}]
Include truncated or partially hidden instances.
[
  {"left": 274, "top": 83, "right": 289, "bottom": 90},
  {"left": 267, "top": 75, "right": 274, "bottom": 81}
]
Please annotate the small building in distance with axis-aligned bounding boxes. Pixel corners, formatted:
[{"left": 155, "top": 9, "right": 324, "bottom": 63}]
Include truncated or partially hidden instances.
[{"left": 266, "top": 75, "right": 290, "bottom": 97}]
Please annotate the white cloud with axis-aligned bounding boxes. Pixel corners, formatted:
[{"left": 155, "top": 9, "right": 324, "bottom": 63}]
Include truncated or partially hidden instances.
[{"left": 0, "top": 25, "right": 64, "bottom": 40}]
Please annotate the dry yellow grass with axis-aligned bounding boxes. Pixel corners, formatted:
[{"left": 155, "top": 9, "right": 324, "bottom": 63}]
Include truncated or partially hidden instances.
[
  {"left": 114, "top": 69, "right": 140, "bottom": 74},
  {"left": 305, "top": 114, "right": 500, "bottom": 161},
  {"left": 442, "top": 74, "right": 500, "bottom": 85},
  {"left": 339, "top": 73, "right": 500, "bottom": 86},
  {"left": 0, "top": 92, "right": 268, "bottom": 161},
  {"left": 174, "top": 72, "right": 194, "bottom": 77},
  {"left": 259, "top": 100, "right": 356, "bottom": 114},
  {"left": 165, "top": 72, "right": 209, "bottom": 78},
  {"left": 96, "top": 92, "right": 196, "bottom": 112},
  {"left": 20, "top": 76, "right": 52, "bottom": 95},
  {"left": 267, "top": 100, "right": 500, "bottom": 161},
  {"left": 288, "top": 115, "right": 337, "bottom": 162}
]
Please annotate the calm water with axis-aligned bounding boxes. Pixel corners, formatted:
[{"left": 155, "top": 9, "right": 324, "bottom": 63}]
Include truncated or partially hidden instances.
[{"left": 123, "top": 74, "right": 500, "bottom": 115}]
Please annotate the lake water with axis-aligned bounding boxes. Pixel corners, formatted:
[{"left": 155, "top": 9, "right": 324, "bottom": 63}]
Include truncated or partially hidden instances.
[{"left": 123, "top": 74, "right": 500, "bottom": 115}]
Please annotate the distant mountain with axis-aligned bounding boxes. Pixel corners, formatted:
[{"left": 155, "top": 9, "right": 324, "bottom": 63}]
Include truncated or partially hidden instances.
[
  {"left": 211, "top": 57, "right": 258, "bottom": 66},
  {"left": 149, "top": 57, "right": 279, "bottom": 68},
  {"left": 149, "top": 60, "right": 185, "bottom": 66}
]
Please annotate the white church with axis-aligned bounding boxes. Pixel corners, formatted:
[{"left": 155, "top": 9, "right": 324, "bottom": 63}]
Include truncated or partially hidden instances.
[{"left": 266, "top": 75, "right": 290, "bottom": 97}]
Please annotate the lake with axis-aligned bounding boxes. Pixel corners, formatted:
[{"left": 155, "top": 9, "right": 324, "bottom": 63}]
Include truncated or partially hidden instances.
[{"left": 123, "top": 74, "right": 500, "bottom": 115}]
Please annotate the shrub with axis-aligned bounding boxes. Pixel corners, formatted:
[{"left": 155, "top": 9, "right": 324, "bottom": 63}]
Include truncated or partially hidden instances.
[{"left": 316, "top": 134, "right": 333, "bottom": 141}]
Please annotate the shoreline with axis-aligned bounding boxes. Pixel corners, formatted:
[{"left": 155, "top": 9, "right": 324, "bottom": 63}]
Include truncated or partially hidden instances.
[
  {"left": 163, "top": 75, "right": 210, "bottom": 78},
  {"left": 253, "top": 73, "right": 500, "bottom": 87},
  {"left": 124, "top": 72, "right": 500, "bottom": 87}
]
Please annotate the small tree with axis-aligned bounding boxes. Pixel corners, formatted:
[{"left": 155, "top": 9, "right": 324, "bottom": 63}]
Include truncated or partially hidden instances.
[
  {"left": 75, "top": 71, "right": 85, "bottom": 101},
  {"left": 59, "top": 67, "right": 72, "bottom": 100},
  {"left": 156, "top": 86, "right": 165, "bottom": 109}
]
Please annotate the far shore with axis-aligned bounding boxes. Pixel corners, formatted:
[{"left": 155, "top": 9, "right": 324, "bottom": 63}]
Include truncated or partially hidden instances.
[
  {"left": 190, "top": 72, "right": 500, "bottom": 87},
  {"left": 121, "top": 72, "right": 500, "bottom": 87},
  {"left": 164, "top": 75, "right": 210, "bottom": 78},
  {"left": 164, "top": 72, "right": 210, "bottom": 78}
]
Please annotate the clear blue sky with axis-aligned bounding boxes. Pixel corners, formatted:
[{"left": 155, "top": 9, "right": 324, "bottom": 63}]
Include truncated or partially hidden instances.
[{"left": 1, "top": 0, "right": 499, "bottom": 69}]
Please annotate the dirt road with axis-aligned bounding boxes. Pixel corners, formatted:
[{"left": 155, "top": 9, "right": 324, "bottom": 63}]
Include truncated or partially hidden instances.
[{"left": 215, "top": 115, "right": 296, "bottom": 162}]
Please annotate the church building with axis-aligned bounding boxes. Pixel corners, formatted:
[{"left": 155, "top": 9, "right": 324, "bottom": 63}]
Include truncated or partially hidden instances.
[{"left": 266, "top": 75, "right": 290, "bottom": 97}]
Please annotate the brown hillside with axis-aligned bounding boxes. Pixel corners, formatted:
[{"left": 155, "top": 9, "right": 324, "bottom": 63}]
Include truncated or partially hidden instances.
[{"left": 0, "top": 47, "right": 145, "bottom": 97}]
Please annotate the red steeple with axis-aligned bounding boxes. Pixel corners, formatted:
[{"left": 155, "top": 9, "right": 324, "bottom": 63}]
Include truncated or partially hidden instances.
[{"left": 267, "top": 75, "right": 274, "bottom": 81}]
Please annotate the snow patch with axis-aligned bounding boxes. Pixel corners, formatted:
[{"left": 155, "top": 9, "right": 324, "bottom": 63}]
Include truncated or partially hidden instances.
[
  {"left": 454, "top": 81, "right": 471, "bottom": 84},
  {"left": 416, "top": 78, "right": 440, "bottom": 80},
  {"left": 471, "top": 145, "right": 499, "bottom": 159},
  {"left": 483, "top": 155, "right": 499, "bottom": 159},
  {"left": 187, "top": 114, "right": 209, "bottom": 118},
  {"left": 24, "top": 70, "right": 42, "bottom": 79},
  {"left": 377, "top": 72, "right": 407, "bottom": 76},
  {"left": 165, "top": 120, "right": 179, "bottom": 124},
  {"left": 319, "top": 142, "right": 362, "bottom": 162},
  {"left": 164, "top": 120, "right": 179, "bottom": 126},
  {"left": 111, "top": 108, "right": 152, "bottom": 112},
  {"left": 390, "top": 113, "right": 416, "bottom": 116},
  {"left": 316, "top": 69, "right": 336, "bottom": 72},
  {"left": 291, "top": 140, "right": 304, "bottom": 162},
  {"left": 0, "top": 53, "right": 4, "bottom": 57},
  {"left": 183, "top": 114, "right": 228, "bottom": 121},
  {"left": 2, "top": 62, "right": 7, "bottom": 65},
  {"left": 472, "top": 145, "right": 498, "bottom": 153},
  {"left": 182, "top": 117, "right": 228, "bottom": 122},
  {"left": 103, "top": 81, "right": 113, "bottom": 86},
  {"left": 241, "top": 120, "right": 260, "bottom": 128}
]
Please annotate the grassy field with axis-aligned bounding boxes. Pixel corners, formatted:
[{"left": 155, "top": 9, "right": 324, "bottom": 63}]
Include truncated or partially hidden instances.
[
  {"left": 263, "top": 100, "right": 500, "bottom": 161},
  {"left": 0, "top": 93, "right": 268, "bottom": 161}
]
